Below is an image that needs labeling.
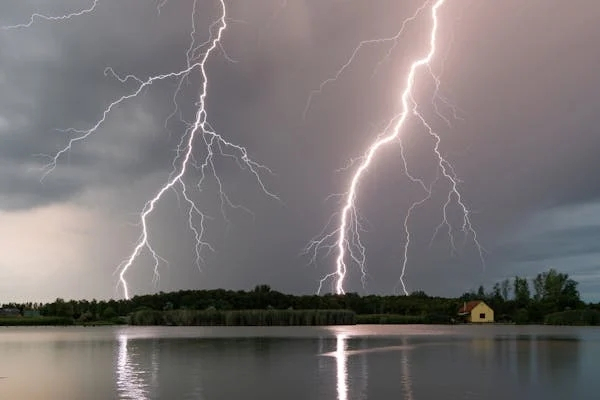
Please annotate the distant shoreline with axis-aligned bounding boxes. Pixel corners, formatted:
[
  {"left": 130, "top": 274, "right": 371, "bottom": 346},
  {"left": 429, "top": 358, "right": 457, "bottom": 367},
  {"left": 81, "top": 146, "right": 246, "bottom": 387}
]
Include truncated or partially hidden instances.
[
  {"left": 1, "top": 312, "right": 596, "bottom": 327},
  {"left": 2, "top": 273, "right": 599, "bottom": 327}
]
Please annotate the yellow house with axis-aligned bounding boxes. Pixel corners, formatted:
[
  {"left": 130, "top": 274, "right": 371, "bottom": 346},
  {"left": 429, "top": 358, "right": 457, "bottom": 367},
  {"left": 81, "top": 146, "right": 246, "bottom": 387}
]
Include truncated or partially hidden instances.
[{"left": 458, "top": 300, "right": 494, "bottom": 323}]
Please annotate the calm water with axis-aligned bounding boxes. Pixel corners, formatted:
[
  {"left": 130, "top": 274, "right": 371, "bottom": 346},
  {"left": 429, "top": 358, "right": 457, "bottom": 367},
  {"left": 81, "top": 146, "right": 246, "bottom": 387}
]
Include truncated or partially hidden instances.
[{"left": 1, "top": 325, "right": 599, "bottom": 399}]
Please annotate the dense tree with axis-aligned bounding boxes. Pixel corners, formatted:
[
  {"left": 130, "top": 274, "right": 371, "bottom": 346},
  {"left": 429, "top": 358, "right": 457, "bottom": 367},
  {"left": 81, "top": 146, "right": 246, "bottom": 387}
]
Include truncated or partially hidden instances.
[
  {"left": 501, "top": 279, "right": 511, "bottom": 301},
  {"left": 492, "top": 283, "right": 502, "bottom": 301},
  {"left": 533, "top": 269, "right": 581, "bottom": 311},
  {"left": 514, "top": 276, "right": 530, "bottom": 308},
  {"left": 477, "top": 285, "right": 485, "bottom": 298},
  {"left": 102, "top": 307, "right": 118, "bottom": 320},
  {"left": 533, "top": 273, "right": 544, "bottom": 301}
]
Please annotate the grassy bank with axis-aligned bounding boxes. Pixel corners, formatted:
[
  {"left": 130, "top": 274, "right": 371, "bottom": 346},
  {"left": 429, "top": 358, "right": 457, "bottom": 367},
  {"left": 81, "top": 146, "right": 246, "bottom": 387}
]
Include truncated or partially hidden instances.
[
  {"left": 77, "top": 319, "right": 127, "bottom": 326},
  {"left": 544, "top": 310, "right": 600, "bottom": 326},
  {"left": 356, "top": 313, "right": 452, "bottom": 324},
  {"left": 5, "top": 311, "right": 599, "bottom": 326},
  {"left": 0, "top": 317, "right": 73, "bottom": 326},
  {"left": 130, "top": 309, "right": 356, "bottom": 326},
  {"left": 357, "top": 314, "right": 426, "bottom": 324}
]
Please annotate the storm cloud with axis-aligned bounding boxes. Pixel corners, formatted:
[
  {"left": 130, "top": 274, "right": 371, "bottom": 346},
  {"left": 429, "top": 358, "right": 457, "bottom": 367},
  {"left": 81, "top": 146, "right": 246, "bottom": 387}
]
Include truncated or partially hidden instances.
[{"left": 1, "top": 0, "right": 600, "bottom": 302}]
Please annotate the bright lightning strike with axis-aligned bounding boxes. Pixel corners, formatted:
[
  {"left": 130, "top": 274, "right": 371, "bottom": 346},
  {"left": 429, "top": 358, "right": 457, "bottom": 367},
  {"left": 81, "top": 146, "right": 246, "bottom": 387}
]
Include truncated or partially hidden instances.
[
  {"left": 4, "top": 0, "right": 278, "bottom": 299},
  {"left": 307, "top": 0, "right": 485, "bottom": 295},
  {"left": 1, "top": 1, "right": 99, "bottom": 30}
]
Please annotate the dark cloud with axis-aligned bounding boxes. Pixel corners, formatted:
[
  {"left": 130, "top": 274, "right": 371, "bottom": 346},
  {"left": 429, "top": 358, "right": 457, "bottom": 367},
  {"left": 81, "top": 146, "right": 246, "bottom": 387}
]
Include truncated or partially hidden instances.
[
  {"left": 489, "top": 201, "right": 600, "bottom": 298},
  {"left": 503, "top": 227, "right": 600, "bottom": 264},
  {"left": 1, "top": 0, "right": 600, "bottom": 301}
]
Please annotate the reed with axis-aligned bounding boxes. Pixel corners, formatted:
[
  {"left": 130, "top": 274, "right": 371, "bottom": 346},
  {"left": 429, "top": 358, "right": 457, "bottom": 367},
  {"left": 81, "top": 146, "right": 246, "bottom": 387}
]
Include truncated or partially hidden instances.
[
  {"left": 0, "top": 316, "right": 74, "bottom": 326},
  {"left": 356, "top": 314, "right": 426, "bottom": 324},
  {"left": 130, "top": 309, "right": 356, "bottom": 326}
]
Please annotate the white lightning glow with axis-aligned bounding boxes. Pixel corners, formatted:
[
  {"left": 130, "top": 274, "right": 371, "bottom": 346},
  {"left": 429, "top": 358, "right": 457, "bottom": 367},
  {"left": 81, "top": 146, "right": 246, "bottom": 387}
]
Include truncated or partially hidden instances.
[
  {"left": 4, "top": 0, "right": 278, "bottom": 299},
  {"left": 4, "top": 0, "right": 483, "bottom": 299},
  {"left": 307, "top": 0, "right": 484, "bottom": 295},
  {"left": 335, "top": 334, "right": 348, "bottom": 400},
  {"left": 1, "top": 1, "right": 99, "bottom": 30}
]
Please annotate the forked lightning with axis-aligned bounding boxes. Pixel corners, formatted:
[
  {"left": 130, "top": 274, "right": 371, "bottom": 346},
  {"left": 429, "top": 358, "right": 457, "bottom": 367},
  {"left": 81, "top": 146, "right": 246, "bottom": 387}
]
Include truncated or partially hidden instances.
[
  {"left": 306, "top": 0, "right": 485, "bottom": 295},
  {"left": 3, "top": 0, "right": 484, "bottom": 298},
  {"left": 3, "top": 0, "right": 278, "bottom": 299}
]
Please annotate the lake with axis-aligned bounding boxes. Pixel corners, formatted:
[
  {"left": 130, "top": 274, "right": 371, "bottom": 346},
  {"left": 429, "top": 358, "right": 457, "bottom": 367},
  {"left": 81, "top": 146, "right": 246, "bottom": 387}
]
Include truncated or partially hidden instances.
[{"left": 0, "top": 324, "right": 599, "bottom": 399}]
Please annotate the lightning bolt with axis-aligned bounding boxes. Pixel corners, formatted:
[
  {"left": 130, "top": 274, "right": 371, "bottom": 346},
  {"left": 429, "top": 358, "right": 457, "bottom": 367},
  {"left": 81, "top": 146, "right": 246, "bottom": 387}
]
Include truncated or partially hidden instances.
[
  {"left": 307, "top": 0, "right": 484, "bottom": 295},
  {"left": 1, "top": 1, "right": 99, "bottom": 30},
  {"left": 4, "top": 0, "right": 278, "bottom": 299}
]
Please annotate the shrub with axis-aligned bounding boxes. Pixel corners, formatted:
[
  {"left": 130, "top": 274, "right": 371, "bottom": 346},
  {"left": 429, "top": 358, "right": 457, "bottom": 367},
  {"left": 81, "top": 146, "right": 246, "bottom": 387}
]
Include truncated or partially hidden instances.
[
  {"left": 356, "top": 314, "right": 427, "bottom": 324},
  {"left": 129, "top": 309, "right": 355, "bottom": 326},
  {"left": 545, "top": 309, "right": 600, "bottom": 326}
]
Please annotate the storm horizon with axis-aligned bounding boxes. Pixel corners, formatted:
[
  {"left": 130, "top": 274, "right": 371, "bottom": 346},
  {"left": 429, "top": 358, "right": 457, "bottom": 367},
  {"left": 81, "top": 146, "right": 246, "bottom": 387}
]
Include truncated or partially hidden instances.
[{"left": 1, "top": 0, "right": 600, "bottom": 304}]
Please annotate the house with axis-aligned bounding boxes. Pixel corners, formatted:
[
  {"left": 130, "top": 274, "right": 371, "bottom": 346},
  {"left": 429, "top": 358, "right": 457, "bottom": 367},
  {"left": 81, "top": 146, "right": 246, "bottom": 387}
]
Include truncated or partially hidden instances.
[{"left": 458, "top": 300, "right": 494, "bottom": 323}]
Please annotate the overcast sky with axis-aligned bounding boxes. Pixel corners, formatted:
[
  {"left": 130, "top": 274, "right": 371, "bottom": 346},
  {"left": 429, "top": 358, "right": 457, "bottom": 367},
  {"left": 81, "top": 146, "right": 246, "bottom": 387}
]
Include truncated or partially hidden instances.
[{"left": 1, "top": 0, "right": 600, "bottom": 303}]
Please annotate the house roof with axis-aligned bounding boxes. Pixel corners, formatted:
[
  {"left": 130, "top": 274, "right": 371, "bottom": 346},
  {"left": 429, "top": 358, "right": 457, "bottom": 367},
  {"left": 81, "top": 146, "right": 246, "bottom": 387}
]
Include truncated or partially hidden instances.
[{"left": 458, "top": 300, "right": 484, "bottom": 314}]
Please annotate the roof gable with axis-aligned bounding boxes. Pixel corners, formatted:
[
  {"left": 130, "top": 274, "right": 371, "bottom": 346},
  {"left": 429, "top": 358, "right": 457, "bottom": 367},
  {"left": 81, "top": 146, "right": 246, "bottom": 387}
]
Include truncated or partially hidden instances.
[{"left": 458, "top": 300, "right": 484, "bottom": 314}]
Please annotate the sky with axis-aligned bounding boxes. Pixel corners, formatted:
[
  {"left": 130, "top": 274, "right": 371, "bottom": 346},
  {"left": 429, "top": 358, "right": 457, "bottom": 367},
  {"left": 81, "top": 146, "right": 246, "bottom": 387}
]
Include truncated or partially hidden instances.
[{"left": 1, "top": 0, "right": 600, "bottom": 303}]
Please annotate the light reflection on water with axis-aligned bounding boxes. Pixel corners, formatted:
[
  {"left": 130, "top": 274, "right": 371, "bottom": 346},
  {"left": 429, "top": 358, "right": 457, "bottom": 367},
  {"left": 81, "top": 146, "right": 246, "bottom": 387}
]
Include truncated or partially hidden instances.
[
  {"left": 335, "top": 334, "right": 348, "bottom": 400},
  {"left": 400, "top": 338, "right": 414, "bottom": 400},
  {"left": 1, "top": 325, "right": 599, "bottom": 399},
  {"left": 331, "top": 333, "right": 411, "bottom": 400},
  {"left": 116, "top": 334, "right": 150, "bottom": 400}
]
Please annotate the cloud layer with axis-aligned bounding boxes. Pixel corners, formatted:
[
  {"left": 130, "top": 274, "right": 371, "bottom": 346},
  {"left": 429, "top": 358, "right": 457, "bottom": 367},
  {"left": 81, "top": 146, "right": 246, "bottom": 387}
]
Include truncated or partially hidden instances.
[{"left": 1, "top": 0, "right": 600, "bottom": 302}]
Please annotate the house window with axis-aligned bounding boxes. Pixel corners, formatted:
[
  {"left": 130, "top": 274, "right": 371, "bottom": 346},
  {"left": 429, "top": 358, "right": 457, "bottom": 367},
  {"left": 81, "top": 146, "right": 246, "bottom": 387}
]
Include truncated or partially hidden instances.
[{"left": 479, "top": 313, "right": 486, "bottom": 319}]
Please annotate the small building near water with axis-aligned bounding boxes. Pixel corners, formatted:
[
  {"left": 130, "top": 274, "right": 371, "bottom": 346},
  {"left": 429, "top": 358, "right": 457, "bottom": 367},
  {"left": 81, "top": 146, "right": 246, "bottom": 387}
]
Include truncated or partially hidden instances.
[{"left": 458, "top": 300, "right": 494, "bottom": 323}]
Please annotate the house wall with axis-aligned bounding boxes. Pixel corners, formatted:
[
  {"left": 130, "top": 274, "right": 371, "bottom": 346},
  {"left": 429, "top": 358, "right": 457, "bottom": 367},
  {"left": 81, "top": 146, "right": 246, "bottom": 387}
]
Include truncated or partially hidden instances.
[{"left": 469, "top": 303, "right": 494, "bottom": 323}]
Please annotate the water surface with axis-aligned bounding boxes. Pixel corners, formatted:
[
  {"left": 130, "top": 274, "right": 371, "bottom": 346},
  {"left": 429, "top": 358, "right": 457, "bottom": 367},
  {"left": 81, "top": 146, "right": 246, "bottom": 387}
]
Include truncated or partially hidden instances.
[{"left": 1, "top": 324, "right": 599, "bottom": 399}]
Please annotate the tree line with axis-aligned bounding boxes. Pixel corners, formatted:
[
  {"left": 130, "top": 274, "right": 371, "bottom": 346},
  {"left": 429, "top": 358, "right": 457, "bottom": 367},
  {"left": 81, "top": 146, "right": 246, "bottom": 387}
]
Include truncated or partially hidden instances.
[
  {"left": 464, "top": 269, "right": 591, "bottom": 324},
  {"left": 2, "top": 269, "right": 599, "bottom": 325}
]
